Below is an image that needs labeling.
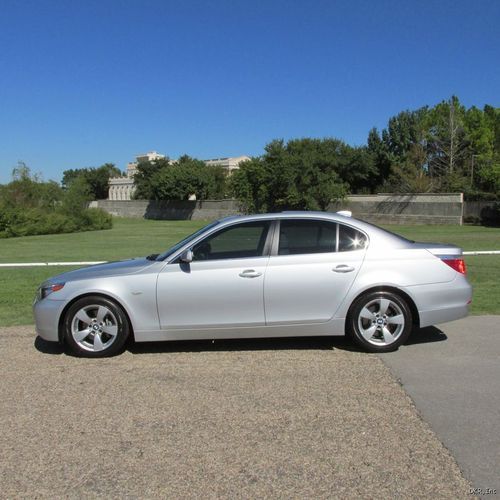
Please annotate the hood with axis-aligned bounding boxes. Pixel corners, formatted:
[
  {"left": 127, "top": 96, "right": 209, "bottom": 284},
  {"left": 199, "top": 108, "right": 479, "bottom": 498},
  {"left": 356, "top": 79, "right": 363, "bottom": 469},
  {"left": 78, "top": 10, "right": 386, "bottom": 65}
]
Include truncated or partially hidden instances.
[{"left": 48, "top": 257, "right": 158, "bottom": 283}]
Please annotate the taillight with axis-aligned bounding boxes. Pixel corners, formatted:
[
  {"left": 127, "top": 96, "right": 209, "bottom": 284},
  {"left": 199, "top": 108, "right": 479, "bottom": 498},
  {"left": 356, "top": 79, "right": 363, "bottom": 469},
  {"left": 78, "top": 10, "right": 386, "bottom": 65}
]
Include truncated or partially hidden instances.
[{"left": 442, "top": 258, "right": 467, "bottom": 275}]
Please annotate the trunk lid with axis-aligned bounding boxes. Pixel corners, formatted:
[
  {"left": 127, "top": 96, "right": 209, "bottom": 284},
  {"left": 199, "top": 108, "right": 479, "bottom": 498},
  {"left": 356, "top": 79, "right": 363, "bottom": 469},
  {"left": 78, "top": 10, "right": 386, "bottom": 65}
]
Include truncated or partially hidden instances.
[{"left": 410, "top": 241, "right": 463, "bottom": 257}]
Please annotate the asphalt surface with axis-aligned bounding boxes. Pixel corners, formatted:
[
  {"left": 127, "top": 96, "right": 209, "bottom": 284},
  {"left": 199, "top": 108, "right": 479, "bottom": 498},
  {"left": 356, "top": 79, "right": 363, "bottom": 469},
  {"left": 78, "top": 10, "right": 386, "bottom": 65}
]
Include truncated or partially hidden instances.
[
  {"left": 0, "top": 326, "right": 472, "bottom": 499},
  {"left": 380, "top": 315, "right": 500, "bottom": 497}
]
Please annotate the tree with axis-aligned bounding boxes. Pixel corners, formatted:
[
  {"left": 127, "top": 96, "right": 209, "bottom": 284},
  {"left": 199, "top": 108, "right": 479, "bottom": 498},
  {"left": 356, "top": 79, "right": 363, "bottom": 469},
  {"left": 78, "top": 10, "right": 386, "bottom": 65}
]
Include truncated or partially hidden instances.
[
  {"left": 231, "top": 138, "right": 362, "bottom": 213},
  {"left": 62, "top": 163, "right": 121, "bottom": 200},
  {"left": 426, "top": 97, "right": 469, "bottom": 188},
  {"left": 230, "top": 158, "right": 268, "bottom": 212},
  {"left": 366, "top": 128, "right": 392, "bottom": 191},
  {"left": 133, "top": 158, "right": 170, "bottom": 199},
  {"left": 134, "top": 155, "right": 229, "bottom": 201},
  {"left": 1, "top": 161, "right": 63, "bottom": 209},
  {"left": 368, "top": 98, "right": 500, "bottom": 195},
  {"left": 468, "top": 105, "right": 500, "bottom": 194},
  {"left": 383, "top": 108, "right": 428, "bottom": 159}
]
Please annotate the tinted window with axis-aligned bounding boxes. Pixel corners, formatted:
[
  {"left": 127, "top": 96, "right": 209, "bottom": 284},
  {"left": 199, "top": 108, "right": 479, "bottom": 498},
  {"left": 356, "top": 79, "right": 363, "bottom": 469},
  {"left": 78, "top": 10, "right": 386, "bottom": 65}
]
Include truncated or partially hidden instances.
[
  {"left": 338, "top": 224, "right": 367, "bottom": 252},
  {"left": 278, "top": 220, "right": 337, "bottom": 255},
  {"left": 158, "top": 221, "right": 220, "bottom": 260},
  {"left": 192, "top": 221, "right": 270, "bottom": 261}
]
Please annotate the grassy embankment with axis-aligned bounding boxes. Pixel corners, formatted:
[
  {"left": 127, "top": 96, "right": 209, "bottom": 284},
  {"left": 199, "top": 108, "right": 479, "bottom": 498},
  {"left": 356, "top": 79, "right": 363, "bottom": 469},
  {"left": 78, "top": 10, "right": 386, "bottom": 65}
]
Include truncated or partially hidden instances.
[{"left": 0, "top": 218, "right": 498, "bottom": 326}]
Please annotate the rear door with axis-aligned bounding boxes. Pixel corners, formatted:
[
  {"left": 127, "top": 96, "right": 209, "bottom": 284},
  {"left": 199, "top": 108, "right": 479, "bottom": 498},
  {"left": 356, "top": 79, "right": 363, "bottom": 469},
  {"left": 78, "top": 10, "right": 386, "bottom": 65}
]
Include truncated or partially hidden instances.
[{"left": 264, "top": 219, "right": 367, "bottom": 324}]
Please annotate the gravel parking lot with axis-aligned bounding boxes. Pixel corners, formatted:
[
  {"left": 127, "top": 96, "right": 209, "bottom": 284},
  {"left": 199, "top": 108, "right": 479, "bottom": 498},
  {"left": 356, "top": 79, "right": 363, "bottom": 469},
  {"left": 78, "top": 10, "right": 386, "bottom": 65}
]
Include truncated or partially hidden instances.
[{"left": 0, "top": 326, "right": 470, "bottom": 498}]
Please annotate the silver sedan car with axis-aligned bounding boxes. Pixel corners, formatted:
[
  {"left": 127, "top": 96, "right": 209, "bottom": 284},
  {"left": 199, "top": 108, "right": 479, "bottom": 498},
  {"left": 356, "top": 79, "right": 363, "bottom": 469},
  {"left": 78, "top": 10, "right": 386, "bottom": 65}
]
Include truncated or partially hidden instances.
[{"left": 34, "top": 212, "right": 472, "bottom": 357}]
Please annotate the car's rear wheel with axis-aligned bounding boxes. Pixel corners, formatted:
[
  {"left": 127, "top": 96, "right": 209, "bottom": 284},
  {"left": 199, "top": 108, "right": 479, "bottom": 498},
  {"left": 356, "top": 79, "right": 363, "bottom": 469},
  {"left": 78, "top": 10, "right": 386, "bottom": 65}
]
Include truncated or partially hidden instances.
[
  {"left": 63, "top": 296, "right": 130, "bottom": 357},
  {"left": 347, "top": 291, "right": 412, "bottom": 352}
]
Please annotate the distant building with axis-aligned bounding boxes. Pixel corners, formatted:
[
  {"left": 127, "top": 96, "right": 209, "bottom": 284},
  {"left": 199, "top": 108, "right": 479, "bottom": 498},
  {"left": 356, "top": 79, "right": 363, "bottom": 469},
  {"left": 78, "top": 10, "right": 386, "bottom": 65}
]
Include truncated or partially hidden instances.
[
  {"left": 109, "top": 151, "right": 166, "bottom": 201},
  {"left": 126, "top": 151, "right": 166, "bottom": 177},
  {"left": 108, "top": 151, "right": 249, "bottom": 200},
  {"left": 108, "top": 176, "right": 135, "bottom": 201},
  {"left": 203, "top": 155, "right": 250, "bottom": 173}
]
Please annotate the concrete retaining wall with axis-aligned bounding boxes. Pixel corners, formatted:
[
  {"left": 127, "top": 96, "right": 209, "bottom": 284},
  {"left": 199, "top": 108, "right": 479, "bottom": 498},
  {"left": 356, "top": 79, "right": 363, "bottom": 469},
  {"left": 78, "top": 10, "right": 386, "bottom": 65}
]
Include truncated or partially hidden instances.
[
  {"left": 329, "top": 193, "right": 463, "bottom": 225},
  {"left": 93, "top": 199, "right": 241, "bottom": 221},
  {"left": 93, "top": 193, "right": 464, "bottom": 225}
]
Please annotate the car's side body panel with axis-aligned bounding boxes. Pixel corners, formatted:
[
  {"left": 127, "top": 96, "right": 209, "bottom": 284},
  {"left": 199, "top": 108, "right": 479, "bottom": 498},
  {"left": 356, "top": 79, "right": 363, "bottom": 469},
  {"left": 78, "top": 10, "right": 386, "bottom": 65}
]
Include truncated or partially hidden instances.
[
  {"left": 34, "top": 265, "right": 163, "bottom": 341},
  {"left": 157, "top": 257, "right": 269, "bottom": 329},
  {"left": 134, "top": 318, "right": 347, "bottom": 342},
  {"left": 264, "top": 250, "right": 365, "bottom": 324}
]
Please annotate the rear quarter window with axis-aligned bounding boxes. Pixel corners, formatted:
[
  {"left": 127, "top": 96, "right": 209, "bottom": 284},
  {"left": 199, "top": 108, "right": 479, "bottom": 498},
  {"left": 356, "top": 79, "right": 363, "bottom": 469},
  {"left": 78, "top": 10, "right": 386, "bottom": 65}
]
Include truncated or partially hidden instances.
[{"left": 338, "top": 224, "right": 367, "bottom": 252}]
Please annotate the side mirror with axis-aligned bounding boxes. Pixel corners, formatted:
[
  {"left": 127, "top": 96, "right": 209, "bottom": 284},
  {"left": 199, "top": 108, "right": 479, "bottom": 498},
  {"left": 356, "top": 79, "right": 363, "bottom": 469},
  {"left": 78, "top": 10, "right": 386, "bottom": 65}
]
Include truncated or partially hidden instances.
[{"left": 179, "top": 249, "right": 193, "bottom": 263}]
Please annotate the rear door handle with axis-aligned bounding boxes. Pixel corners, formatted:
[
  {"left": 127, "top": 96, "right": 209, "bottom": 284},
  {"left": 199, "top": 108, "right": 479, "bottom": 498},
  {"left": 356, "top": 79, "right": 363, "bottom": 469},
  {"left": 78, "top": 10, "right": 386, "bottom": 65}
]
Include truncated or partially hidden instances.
[
  {"left": 239, "top": 269, "right": 262, "bottom": 278},
  {"left": 332, "top": 265, "right": 355, "bottom": 273}
]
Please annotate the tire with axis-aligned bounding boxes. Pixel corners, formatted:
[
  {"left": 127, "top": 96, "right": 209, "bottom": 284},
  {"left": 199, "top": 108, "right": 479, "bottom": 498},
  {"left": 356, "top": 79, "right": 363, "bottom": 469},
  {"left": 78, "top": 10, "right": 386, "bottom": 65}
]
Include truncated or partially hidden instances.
[
  {"left": 63, "top": 296, "right": 130, "bottom": 357},
  {"left": 347, "top": 291, "right": 412, "bottom": 353}
]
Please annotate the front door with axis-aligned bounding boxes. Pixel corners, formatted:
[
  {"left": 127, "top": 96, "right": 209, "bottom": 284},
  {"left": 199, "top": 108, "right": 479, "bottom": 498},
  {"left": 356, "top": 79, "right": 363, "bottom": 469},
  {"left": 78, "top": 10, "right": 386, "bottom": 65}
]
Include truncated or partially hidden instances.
[{"left": 157, "top": 220, "right": 272, "bottom": 329}]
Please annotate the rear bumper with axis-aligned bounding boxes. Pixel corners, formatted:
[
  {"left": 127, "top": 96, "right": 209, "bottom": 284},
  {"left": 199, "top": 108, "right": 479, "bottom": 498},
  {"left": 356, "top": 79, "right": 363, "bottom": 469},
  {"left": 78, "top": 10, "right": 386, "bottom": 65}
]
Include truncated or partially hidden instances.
[
  {"left": 407, "top": 275, "right": 472, "bottom": 328},
  {"left": 33, "top": 299, "right": 66, "bottom": 342},
  {"left": 419, "top": 304, "right": 470, "bottom": 327}
]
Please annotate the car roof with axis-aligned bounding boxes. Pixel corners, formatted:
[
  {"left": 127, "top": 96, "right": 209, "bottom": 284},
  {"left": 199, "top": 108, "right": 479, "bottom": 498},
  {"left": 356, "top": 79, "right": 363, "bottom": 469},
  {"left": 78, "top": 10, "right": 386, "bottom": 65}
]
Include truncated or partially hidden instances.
[
  {"left": 218, "top": 211, "right": 369, "bottom": 231},
  {"left": 217, "top": 211, "right": 412, "bottom": 249},
  {"left": 219, "top": 211, "right": 350, "bottom": 223}
]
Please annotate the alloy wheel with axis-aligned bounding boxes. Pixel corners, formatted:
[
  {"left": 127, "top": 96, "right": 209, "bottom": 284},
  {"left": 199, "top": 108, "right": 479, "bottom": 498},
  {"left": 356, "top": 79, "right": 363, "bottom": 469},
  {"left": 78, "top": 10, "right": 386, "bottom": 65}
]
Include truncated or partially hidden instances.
[
  {"left": 70, "top": 304, "right": 119, "bottom": 352},
  {"left": 357, "top": 297, "right": 405, "bottom": 347}
]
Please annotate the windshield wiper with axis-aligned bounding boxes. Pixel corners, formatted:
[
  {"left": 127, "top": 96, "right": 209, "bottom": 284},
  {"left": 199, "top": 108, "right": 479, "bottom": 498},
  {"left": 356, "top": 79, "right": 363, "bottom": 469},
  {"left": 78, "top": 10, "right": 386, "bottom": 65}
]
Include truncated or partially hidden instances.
[{"left": 146, "top": 253, "right": 159, "bottom": 261}]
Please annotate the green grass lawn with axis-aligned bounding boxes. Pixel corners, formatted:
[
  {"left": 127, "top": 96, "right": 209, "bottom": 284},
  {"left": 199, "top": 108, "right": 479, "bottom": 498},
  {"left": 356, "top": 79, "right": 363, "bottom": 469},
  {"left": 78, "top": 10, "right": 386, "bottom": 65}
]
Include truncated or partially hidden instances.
[
  {"left": 0, "top": 218, "right": 498, "bottom": 326},
  {"left": 0, "top": 218, "right": 208, "bottom": 263},
  {"left": 381, "top": 224, "right": 500, "bottom": 251}
]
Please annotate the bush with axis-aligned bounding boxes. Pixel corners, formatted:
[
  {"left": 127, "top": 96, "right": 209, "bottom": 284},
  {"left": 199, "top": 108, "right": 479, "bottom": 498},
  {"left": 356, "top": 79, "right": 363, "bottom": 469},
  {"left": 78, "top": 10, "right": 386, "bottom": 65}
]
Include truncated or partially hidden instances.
[
  {"left": 481, "top": 202, "right": 500, "bottom": 227},
  {"left": 464, "top": 191, "right": 499, "bottom": 202},
  {"left": 0, "top": 206, "right": 112, "bottom": 238},
  {"left": 0, "top": 164, "right": 113, "bottom": 238},
  {"left": 80, "top": 208, "right": 113, "bottom": 230}
]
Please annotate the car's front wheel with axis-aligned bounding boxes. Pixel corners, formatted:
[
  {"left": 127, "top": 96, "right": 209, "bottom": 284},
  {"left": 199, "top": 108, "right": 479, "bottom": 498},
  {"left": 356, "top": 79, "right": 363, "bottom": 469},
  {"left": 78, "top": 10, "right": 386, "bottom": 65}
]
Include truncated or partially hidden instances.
[
  {"left": 63, "top": 296, "right": 130, "bottom": 357},
  {"left": 347, "top": 291, "right": 412, "bottom": 352}
]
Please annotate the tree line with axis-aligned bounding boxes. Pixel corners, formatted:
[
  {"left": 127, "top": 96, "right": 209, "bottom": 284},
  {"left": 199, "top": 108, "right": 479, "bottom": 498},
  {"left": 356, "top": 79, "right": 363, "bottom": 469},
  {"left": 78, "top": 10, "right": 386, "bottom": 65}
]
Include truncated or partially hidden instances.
[
  {"left": 130, "top": 96, "right": 499, "bottom": 212},
  {"left": 2, "top": 95, "right": 498, "bottom": 228}
]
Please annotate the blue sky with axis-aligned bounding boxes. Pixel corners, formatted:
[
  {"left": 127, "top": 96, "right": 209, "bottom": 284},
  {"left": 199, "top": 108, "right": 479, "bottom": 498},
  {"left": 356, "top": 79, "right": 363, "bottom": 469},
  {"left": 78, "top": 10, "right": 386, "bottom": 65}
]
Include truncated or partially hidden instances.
[{"left": 1, "top": 0, "right": 499, "bottom": 183}]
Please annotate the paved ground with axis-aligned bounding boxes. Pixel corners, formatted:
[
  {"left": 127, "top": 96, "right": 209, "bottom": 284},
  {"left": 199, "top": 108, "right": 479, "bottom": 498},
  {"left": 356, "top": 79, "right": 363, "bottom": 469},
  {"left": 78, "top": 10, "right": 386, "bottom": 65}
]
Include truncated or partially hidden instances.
[
  {"left": 0, "top": 326, "right": 471, "bottom": 498},
  {"left": 380, "top": 315, "right": 500, "bottom": 497}
]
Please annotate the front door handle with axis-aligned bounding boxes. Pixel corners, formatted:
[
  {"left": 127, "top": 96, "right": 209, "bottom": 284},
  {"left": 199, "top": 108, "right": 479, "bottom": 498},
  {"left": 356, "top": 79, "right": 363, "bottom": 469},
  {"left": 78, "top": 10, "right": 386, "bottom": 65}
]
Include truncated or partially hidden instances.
[
  {"left": 239, "top": 269, "right": 262, "bottom": 278},
  {"left": 332, "top": 265, "right": 355, "bottom": 273}
]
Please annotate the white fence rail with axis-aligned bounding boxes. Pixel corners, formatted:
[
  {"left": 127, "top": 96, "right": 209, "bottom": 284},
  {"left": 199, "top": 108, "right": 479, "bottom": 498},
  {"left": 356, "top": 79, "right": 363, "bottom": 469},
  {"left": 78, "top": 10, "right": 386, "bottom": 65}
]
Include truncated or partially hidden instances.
[
  {"left": 0, "top": 261, "right": 107, "bottom": 267},
  {"left": 463, "top": 251, "right": 500, "bottom": 256}
]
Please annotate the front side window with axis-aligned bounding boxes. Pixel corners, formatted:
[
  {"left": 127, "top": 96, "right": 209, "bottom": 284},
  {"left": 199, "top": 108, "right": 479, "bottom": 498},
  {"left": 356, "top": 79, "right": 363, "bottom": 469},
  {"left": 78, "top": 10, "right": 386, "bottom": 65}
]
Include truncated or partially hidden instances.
[
  {"left": 278, "top": 220, "right": 337, "bottom": 255},
  {"left": 158, "top": 220, "right": 220, "bottom": 260},
  {"left": 192, "top": 221, "right": 271, "bottom": 261}
]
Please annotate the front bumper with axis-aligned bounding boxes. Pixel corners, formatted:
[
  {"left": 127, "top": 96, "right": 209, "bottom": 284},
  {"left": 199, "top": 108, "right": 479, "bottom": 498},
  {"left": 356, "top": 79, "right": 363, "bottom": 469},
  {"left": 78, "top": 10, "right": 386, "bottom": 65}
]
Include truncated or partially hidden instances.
[{"left": 33, "top": 298, "right": 67, "bottom": 342}]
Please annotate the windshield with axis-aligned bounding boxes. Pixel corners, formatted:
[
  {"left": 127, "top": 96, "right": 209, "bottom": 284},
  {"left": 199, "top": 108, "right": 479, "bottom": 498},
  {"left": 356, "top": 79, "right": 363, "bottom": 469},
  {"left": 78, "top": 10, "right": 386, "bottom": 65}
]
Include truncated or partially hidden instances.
[{"left": 156, "top": 221, "right": 220, "bottom": 261}]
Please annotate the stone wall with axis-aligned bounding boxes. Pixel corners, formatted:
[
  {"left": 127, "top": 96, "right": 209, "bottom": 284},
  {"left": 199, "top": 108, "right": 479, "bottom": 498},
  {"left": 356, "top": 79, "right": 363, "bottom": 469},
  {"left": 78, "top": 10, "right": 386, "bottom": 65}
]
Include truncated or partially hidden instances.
[
  {"left": 92, "top": 193, "right": 464, "bottom": 225},
  {"left": 329, "top": 193, "right": 463, "bottom": 225},
  {"left": 93, "top": 199, "right": 241, "bottom": 221}
]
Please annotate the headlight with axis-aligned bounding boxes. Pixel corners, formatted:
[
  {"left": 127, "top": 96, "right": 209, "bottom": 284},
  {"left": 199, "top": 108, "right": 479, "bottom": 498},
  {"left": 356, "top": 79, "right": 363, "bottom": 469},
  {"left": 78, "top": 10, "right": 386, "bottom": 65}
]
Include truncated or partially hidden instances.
[{"left": 35, "top": 282, "right": 65, "bottom": 302}]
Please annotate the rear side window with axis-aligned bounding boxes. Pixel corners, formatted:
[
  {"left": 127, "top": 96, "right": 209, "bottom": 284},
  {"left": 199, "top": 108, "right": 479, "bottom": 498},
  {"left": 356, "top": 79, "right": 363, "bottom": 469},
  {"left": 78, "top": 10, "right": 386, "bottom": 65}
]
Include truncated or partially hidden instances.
[
  {"left": 338, "top": 224, "right": 367, "bottom": 252},
  {"left": 278, "top": 220, "right": 337, "bottom": 255}
]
